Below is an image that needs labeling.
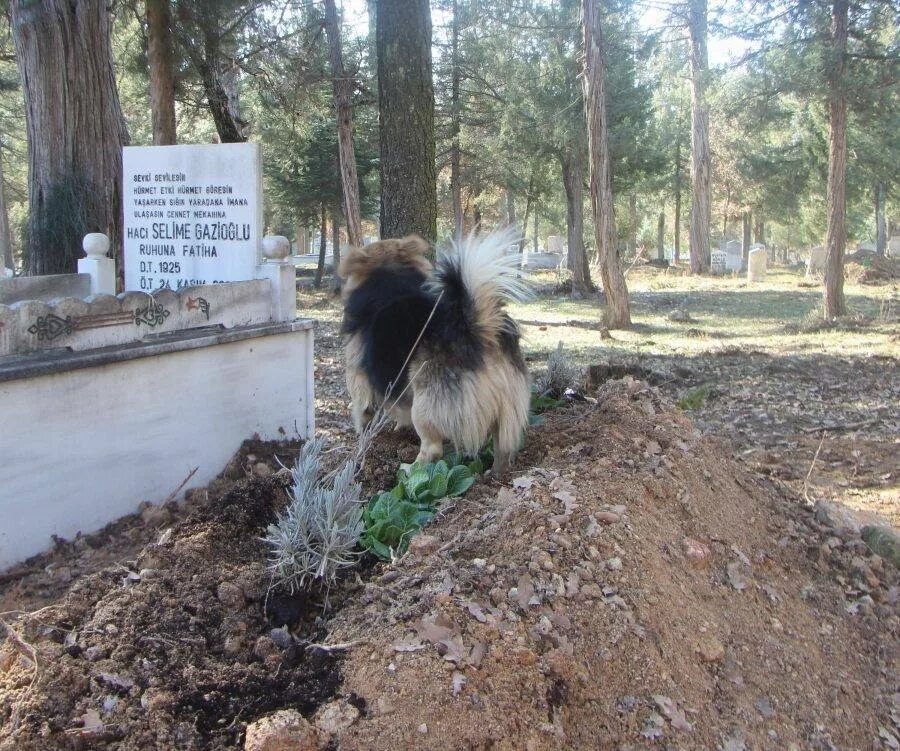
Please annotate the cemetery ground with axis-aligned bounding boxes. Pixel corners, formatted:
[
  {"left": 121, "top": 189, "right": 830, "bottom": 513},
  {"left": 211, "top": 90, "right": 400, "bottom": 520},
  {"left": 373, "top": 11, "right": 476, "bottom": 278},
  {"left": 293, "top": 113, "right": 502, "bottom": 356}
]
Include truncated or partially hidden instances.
[{"left": 1, "top": 262, "right": 898, "bottom": 750}]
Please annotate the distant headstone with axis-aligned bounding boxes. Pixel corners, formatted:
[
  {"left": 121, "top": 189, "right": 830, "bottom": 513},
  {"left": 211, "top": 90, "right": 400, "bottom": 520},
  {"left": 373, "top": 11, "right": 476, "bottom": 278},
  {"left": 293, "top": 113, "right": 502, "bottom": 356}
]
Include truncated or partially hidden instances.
[
  {"left": 547, "top": 235, "right": 564, "bottom": 255},
  {"left": 807, "top": 245, "right": 827, "bottom": 275},
  {"left": 857, "top": 241, "right": 876, "bottom": 252},
  {"left": 724, "top": 240, "right": 742, "bottom": 272},
  {"left": 710, "top": 249, "right": 727, "bottom": 275},
  {"left": 889, "top": 236, "right": 900, "bottom": 259},
  {"left": 123, "top": 143, "right": 263, "bottom": 292},
  {"left": 747, "top": 247, "right": 767, "bottom": 282}
]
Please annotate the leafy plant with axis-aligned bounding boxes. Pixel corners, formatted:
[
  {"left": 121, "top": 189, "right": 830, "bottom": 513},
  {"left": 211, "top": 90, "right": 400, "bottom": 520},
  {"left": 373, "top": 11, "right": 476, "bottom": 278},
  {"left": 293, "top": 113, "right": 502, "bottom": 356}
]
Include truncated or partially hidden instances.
[
  {"left": 360, "top": 459, "right": 476, "bottom": 560},
  {"left": 677, "top": 384, "right": 711, "bottom": 411}
]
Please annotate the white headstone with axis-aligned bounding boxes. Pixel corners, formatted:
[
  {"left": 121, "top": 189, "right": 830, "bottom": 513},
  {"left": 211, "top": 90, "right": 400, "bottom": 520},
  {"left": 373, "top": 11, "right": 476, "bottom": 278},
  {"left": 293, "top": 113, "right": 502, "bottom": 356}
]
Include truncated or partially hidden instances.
[
  {"left": 547, "top": 235, "right": 564, "bottom": 255},
  {"left": 710, "top": 249, "right": 727, "bottom": 275},
  {"left": 807, "top": 245, "right": 827, "bottom": 275},
  {"left": 747, "top": 247, "right": 767, "bottom": 282},
  {"left": 889, "top": 236, "right": 900, "bottom": 259},
  {"left": 724, "top": 240, "right": 742, "bottom": 272},
  {"left": 123, "top": 143, "right": 263, "bottom": 292}
]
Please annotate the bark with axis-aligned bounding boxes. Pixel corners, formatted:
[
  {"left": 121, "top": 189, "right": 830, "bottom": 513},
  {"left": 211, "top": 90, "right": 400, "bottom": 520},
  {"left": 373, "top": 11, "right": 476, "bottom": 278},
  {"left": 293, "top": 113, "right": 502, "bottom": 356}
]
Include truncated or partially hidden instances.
[
  {"left": 875, "top": 181, "right": 887, "bottom": 255},
  {"left": 657, "top": 211, "right": 665, "bottom": 261},
  {"left": 674, "top": 140, "right": 681, "bottom": 263},
  {"left": 581, "top": 0, "right": 631, "bottom": 328},
  {"left": 296, "top": 223, "right": 309, "bottom": 255},
  {"left": 12, "top": 0, "right": 128, "bottom": 276},
  {"left": 533, "top": 203, "right": 539, "bottom": 253},
  {"left": 519, "top": 172, "right": 536, "bottom": 253},
  {"left": 742, "top": 210, "right": 751, "bottom": 269},
  {"left": 722, "top": 181, "right": 731, "bottom": 238},
  {"left": 376, "top": 0, "right": 436, "bottom": 241},
  {"left": 506, "top": 188, "right": 516, "bottom": 230},
  {"left": 147, "top": 0, "right": 177, "bottom": 145},
  {"left": 823, "top": 0, "right": 848, "bottom": 318},
  {"left": 450, "top": 0, "right": 463, "bottom": 239},
  {"left": 628, "top": 193, "right": 637, "bottom": 255},
  {"left": 688, "top": 0, "right": 710, "bottom": 274},
  {"left": 331, "top": 212, "right": 342, "bottom": 291},
  {"left": 315, "top": 205, "right": 327, "bottom": 288},
  {"left": 754, "top": 218, "right": 764, "bottom": 244},
  {"left": 561, "top": 148, "right": 591, "bottom": 296},
  {"left": 325, "top": 0, "right": 363, "bottom": 248},
  {"left": 0, "top": 149, "right": 13, "bottom": 272}
]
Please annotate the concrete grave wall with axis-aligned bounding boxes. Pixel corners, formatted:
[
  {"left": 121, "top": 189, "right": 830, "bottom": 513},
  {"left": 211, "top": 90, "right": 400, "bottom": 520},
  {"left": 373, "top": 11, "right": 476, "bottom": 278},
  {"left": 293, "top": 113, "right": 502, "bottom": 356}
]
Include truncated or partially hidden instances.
[
  {"left": 0, "top": 279, "right": 275, "bottom": 357},
  {"left": 0, "top": 273, "right": 92, "bottom": 305},
  {"left": 0, "top": 320, "right": 314, "bottom": 569}
]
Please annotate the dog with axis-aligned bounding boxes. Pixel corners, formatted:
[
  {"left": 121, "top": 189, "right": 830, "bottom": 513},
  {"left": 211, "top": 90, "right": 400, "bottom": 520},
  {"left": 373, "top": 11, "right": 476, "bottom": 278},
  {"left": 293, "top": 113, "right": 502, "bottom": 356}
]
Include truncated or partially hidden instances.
[{"left": 339, "top": 230, "right": 531, "bottom": 477}]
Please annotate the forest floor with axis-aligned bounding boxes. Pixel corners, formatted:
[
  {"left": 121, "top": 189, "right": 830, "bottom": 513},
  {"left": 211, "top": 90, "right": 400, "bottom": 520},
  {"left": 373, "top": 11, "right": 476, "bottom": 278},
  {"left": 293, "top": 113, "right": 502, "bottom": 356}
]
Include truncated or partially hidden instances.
[{"left": 0, "top": 262, "right": 897, "bottom": 750}]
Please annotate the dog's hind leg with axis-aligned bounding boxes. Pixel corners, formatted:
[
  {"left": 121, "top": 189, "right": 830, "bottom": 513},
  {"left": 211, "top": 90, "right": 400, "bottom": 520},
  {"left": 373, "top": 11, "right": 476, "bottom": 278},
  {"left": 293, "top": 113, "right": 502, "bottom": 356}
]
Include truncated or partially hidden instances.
[{"left": 411, "top": 402, "right": 445, "bottom": 465}]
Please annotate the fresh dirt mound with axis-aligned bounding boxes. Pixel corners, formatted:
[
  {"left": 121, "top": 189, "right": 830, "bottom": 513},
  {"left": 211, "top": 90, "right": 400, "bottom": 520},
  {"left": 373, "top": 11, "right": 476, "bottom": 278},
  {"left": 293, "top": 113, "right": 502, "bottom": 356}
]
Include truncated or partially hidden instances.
[
  {"left": 328, "top": 382, "right": 898, "bottom": 750},
  {"left": 1, "top": 383, "right": 896, "bottom": 750},
  {"left": 844, "top": 250, "right": 900, "bottom": 284}
]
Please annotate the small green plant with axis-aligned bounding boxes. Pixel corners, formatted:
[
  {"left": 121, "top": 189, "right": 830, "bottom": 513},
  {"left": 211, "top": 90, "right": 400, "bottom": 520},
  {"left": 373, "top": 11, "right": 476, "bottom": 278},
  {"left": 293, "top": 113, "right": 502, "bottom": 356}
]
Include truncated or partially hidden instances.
[
  {"left": 677, "top": 384, "right": 711, "bottom": 411},
  {"left": 360, "top": 459, "right": 476, "bottom": 560}
]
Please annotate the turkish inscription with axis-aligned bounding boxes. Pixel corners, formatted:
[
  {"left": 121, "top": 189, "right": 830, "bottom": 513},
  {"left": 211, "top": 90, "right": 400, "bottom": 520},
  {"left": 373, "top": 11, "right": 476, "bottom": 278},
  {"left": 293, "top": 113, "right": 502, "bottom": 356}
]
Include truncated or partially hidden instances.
[{"left": 123, "top": 143, "right": 263, "bottom": 292}]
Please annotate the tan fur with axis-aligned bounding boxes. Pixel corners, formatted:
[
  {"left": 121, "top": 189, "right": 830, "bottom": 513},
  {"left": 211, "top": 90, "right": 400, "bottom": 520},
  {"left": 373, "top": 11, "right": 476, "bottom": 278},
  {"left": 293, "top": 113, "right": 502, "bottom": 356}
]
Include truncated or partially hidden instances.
[{"left": 339, "top": 236, "right": 432, "bottom": 299}]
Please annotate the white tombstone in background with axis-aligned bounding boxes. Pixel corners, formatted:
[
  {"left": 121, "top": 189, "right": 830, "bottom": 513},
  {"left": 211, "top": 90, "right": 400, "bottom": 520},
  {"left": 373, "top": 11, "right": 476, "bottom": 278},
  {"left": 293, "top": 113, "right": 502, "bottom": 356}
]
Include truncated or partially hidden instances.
[
  {"left": 710, "top": 249, "right": 727, "bottom": 275},
  {"left": 122, "top": 143, "right": 263, "bottom": 292},
  {"left": 748, "top": 247, "right": 767, "bottom": 282},
  {"left": 888, "top": 236, "right": 900, "bottom": 258},
  {"left": 77, "top": 233, "right": 116, "bottom": 295},
  {"left": 807, "top": 245, "right": 827, "bottom": 275},
  {"left": 547, "top": 235, "right": 564, "bottom": 255},
  {"left": 724, "top": 240, "right": 742, "bottom": 272}
]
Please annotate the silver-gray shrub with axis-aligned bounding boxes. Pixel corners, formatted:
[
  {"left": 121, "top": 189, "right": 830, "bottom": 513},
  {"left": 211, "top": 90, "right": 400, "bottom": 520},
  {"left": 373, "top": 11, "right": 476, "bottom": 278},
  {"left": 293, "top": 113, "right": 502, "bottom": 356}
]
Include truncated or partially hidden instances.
[
  {"left": 263, "top": 438, "right": 364, "bottom": 592},
  {"left": 535, "top": 341, "right": 581, "bottom": 398}
]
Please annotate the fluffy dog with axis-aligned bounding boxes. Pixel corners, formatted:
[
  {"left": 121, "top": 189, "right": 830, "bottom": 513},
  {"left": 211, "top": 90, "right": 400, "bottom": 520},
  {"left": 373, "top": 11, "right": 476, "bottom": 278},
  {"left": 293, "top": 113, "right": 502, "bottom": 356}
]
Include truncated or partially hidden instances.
[{"left": 339, "top": 231, "right": 531, "bottom": 476}]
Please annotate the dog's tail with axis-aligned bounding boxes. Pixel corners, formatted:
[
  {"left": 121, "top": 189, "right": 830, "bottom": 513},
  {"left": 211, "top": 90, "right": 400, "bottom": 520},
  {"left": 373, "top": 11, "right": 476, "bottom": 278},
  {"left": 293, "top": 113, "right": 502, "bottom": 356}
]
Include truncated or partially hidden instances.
[{"left": 431, "top": 228, "right": 531, "bottom": 343}]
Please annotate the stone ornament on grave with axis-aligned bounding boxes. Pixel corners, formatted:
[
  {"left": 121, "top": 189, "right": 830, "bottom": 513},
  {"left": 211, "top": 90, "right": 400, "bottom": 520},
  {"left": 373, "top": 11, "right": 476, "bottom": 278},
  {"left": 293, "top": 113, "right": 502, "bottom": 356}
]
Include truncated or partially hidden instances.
[
  {"left": 122, "top": 143, "right": 263, "bottom": 293},
  {"left": 747, "top": 247, "right": 767, "bottom": 282}
]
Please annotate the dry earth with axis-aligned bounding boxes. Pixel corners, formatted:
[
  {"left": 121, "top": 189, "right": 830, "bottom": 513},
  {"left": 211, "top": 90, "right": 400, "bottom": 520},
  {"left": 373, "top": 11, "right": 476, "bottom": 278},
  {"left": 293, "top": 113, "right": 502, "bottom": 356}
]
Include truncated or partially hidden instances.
[{"left": 0, "top": 293, "right": 897, "bottom": 750}]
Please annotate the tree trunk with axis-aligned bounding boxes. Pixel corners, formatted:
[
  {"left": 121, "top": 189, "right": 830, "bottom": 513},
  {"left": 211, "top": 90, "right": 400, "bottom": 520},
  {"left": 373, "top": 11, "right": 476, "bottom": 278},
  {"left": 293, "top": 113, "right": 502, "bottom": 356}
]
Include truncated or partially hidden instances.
[
  {"left": 533, "top": 203, "right": 539, "bottom": 253},
  {"left": 581, "top": 0, "right": 631, "bottom": 328},
  {"left": 450, "top": 0, "right": 463, "bottom": 240},
  {"left": 687, "top": 0, "right": 710, "bottom": 274},
  {"left": 628, "top": 193, "right": 637, "bottom": 256},
  {"left": 0, "top": 149, "right": 13, "bottom": 272},
  {"left": 198, "top": 57, "right": 246, "bottom": 143},
  {"left": 296, "top": 223, "right": 309, "bottom": 255},
  {"left": 376, "top": 0, "right": 436, "bottom": 242},
  {"left": 315, "top": 205, "right": 327, "bottom": 288},
  {"left": 722, "top": 182, "right": 730, "bottom": 238},
  {"left": 325, "top": 0, "right": 363, "bottom": 248},
  {"left": 331, "top": 212, "right": 342, "bottom": 291},
  {"left": 146, "top": 0, "right": 176, "bottom": 145},
  {"left": 742, "top": 209, "right": 751, "bottom": 269},
  {"left": 657, "top": 211, "right": 665, "bottom": 261},
  {"left": 754, "top": 218, "right": 764, "bottom": 244},
  {"left": 506, "top": 188, "right": 516, "bottom": 230},
  {"left": 875, "top": 181, "right": 886, "bottom": 255},
  {"left": 12, "top": 0, "right": 128, "bottom": 277},
  {"left": 519, "top": 171, "right": 535, "bottom": 253},
  {"left": 562, "top": 148, "right": 591, "bottom": 297},
  {"left": 823, "top": 0, "right": 848, "bottom": 318},
  {"left": 674, "top": 140, "right": 681, "bottom": 264}
]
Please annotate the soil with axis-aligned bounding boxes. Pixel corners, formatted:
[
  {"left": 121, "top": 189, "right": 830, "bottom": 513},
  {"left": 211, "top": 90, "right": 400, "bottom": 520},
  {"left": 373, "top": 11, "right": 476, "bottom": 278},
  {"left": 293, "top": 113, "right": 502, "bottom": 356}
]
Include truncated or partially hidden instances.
[{"left": 1, "top": 312, "right": 897, "bottom": 750}]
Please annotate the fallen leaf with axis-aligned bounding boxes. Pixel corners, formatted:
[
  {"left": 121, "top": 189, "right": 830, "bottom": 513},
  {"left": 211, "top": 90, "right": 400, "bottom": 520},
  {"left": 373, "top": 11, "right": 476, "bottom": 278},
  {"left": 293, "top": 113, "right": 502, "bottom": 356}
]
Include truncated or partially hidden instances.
[{"left": 652, "top": 695, "right": 693, "bottom": 732}]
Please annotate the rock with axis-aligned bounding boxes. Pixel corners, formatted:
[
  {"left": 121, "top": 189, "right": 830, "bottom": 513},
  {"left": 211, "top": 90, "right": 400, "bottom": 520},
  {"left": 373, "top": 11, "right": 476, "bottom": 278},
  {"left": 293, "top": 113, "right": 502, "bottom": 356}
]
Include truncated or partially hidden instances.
[
  {"left": 314, "top": 701, "right": 360, "bottom": 738},
  {"left": 269, "top": 627, "right": 293, "bottom": 650},
  {"left": 217, "top": 581, "right": 246, "bottom": 610},
  {"left": 253, "top": 462, "right": 273, "bottom": 478},
  {"left": 253, "top": 636, "right": 278, "bottom": 660},
  {"left": 418, "top": 723, "right": 428, "bottom": 734},
  {"left": 83, "top": 646, "right": 107, "bottom": 662},
  {"left": 682, "top": 538, "right": 711, "bottom": 567},
  {"left": 244, "top": 709, "right": 319, "bottom": 751},
  {"left": 407, "top": 534, "right": 440, "bottom": 557},
  {"left": 140, "top": 689, "right": 175, "bottom": 712},
  {"left": 861, "top": 525, "right": 900, "bottom": 568},
  {"left": 697, "top": 635, "right": 725, "bottom": 663},
  {"left": 607, "top": 557, "right": 623, "bottom": 571},
  {"left": 668, "top": 308, "right": 692, "bottom": 322},
  {"left": 595, "top": 511, "right": 621, "bottom": 525}
]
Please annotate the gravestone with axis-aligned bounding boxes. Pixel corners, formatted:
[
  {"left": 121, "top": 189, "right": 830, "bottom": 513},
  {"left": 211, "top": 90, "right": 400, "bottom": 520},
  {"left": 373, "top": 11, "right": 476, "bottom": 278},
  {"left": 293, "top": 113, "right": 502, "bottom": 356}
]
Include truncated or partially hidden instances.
[
  {"left": 123, "top": 143, "right": 263, "bottom": 292},
  {"left": 725, "top": 240, "right": 742, "bottom": 272},
  {"left": 710, "top": 249, "right": 727, "bottom": 275},
  {"left": 547, "top": 235, "right": 564, "bottom": 255},
  {"left": 889, "top": 236, "right": 900, "bottom": 258},
  {"left": 807, "top": 245, "right": 827, "bottom": 275},
  {"left": 747, "top": 247, "right": 767, "bottom": 282}
]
